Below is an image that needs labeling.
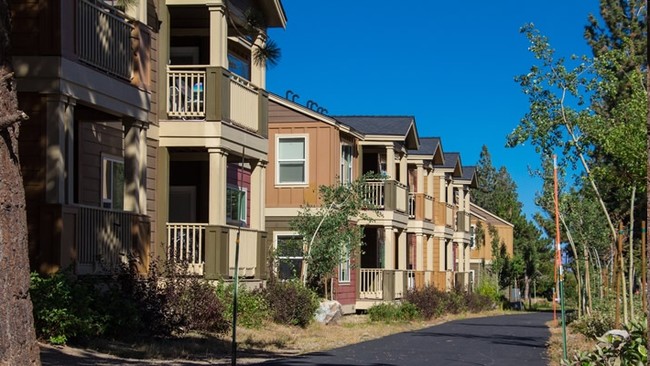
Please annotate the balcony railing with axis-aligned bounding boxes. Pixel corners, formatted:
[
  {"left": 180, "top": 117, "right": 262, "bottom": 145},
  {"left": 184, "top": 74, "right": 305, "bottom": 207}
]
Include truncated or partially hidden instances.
[
  {"left": 395, "top": 183, "right": 407, "bottom": 212},
  {"left": 407, "top": 193, "right": 416, "bottom": 218},
  {"left": 424, "top": 195, "right": 434, "bottom": 221},
  {"left": 359, "top": 269, "right": 454, "bottom": 300},
  {"left": 167, "top": 67, "right": 206, "bottom": 119},
  {"left": 75, "top": 205, "right": 138, "bottom": 274},
  {"left": 227, "top": 227, "right": 259, "bottom": 278},
  {"left": 166, "top": 222, "right": 206, "bottom": 275},
  {"left": 446, "top": 204, "right": 454, "bottom": 228},
  {"left": 166, "top": 66, "right": 262, "bottom": 133},
  {"left": 359, "top": 268, "right": 384, "bottom": 299},
  {"left": 363, "top": 180, "right": 385, "bottom": 209},
  {"left": 76, "top": 0, "right": 134, "bottom": 80}
]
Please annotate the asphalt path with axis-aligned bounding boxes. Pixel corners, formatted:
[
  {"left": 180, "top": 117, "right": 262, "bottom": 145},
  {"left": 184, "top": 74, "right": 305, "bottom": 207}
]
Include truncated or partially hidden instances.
[{"left": 254, "top": 312, "right": 553, "bottom": 366}]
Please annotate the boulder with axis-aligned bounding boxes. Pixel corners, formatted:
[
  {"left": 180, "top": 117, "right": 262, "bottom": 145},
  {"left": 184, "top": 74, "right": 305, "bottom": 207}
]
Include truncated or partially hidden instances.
[{"left": 314, "top": 300, "right": 343, "bottom": 325}]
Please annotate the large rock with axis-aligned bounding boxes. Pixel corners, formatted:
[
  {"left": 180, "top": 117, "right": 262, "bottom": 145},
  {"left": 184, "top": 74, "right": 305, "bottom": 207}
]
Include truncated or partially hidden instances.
[{"left": 314, "top": 300, "right": 343, "bottom": 325}]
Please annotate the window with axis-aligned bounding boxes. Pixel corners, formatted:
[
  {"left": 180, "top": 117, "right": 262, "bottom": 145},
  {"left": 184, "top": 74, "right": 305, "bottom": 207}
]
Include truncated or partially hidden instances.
[
  {"left": 226, "top": 186, "right": 247, "bottom": 224},
  {"left": 339, "top": 247, "right": 351, "bottom": 283},
  {"left": 276, "top": 234, "right": 303, "bottom": 280},
  {"left": 340, "top": 144, "right": 353, "bottom": 184},
  {"left": 277, "top": 136, "right": 306, "bottom": 184},
  {"left": 102, "top": 155, "right": 124, "bottom": 210},
  {"left": 228, "top": 51, "right": 251, "bottom": 80}
]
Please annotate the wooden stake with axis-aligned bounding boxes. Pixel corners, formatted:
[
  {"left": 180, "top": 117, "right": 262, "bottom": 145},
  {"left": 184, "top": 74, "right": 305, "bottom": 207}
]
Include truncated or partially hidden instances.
[
  {"left": 615, "top": 222, "right": 622, "bottom": 328},
  {"left": 642, "top": 220, "right": 646, "bottom": 313}
]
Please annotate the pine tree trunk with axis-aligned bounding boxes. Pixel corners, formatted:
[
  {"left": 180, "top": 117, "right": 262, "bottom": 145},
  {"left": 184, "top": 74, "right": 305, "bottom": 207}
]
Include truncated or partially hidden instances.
[{"left": 0, "top": 1, "right": 41, "bottom": 364}]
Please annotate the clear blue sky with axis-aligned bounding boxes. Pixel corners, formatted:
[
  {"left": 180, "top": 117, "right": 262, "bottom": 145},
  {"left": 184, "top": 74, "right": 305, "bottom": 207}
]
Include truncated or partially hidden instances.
[{"left": 267, "top": 0, "right": 601, "bottom": 220}]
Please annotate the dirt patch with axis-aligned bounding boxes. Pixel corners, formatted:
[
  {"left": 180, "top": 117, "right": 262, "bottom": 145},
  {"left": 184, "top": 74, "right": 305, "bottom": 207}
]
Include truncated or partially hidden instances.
[{"left": 41, "top": 310, "right": 512, "bottom": 365}]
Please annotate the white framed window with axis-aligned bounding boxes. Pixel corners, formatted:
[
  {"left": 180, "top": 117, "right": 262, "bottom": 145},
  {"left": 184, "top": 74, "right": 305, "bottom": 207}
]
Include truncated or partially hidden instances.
[
  {"left": 339, "top": 247, "right": 351, "bottom": 283},
  {"left": 101, "top": 155, "right": 124, "bottom": 210},
  {"left": 275, "top": 232, "right": 303, "bottom": 280},
  {"left": 226, "top": 185, "right": 247, "bottom": 224},
  {"left": 276, "top": 135, "right": 307, "bottom": 185},
  {"left": 340, "top": 144, "right": 353, "bottom": 184}
]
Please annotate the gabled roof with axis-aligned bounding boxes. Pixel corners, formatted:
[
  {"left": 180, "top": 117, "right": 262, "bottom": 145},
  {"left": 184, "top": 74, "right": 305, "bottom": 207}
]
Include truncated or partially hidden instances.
[
  {"left": 268, "top": 94, "right": 364, "bottom": 139},
  {"left": 259, "top": 0, "right": 287, "bottom": 28},
  {"left": 408, "top": 136, "right": 444, "bottom": 160},
  {"left": 333, "top": 116, "right": 419, "bottom": 150},
  {"left": 437, "top": 152, "right": 463, "bottom": 177},
  {"left": 458, "top": 166, "right": 478, "bottom": 188},
  {"left": 470, "top": 202, "right": 514, "bottom": 228}
]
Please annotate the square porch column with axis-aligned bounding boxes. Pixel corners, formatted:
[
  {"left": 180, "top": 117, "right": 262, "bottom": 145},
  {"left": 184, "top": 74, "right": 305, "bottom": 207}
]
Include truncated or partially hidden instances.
[
  {"left": 250, "top": 34, "right": 266, "bottom": 89},
  {"left": 446, "top": 239, "right": 454, "bottom": 271},
  {"left": 250, "top": 160, "right": 267, "bottom": 231},
  {"left": 385, "top": 146, "right": 395, "bottom": 179},
  {"left": 208, "top": 2, "right": 228, "bottom": 68},
  {"left": 123, "top": 118, "right": 148, "bottom": 214},
  {"left": 416, "top": 163, "right": 424, "bottom": 193},
  {"left": 399, "top": 153, "right": 407, "bottom": 186},
  {"left": 208, "top": 147, "right": 228, "bottom": 225},
  {"left": 45, "top": 94, "right": 75, "bottom": 204},
  {"left": 383, "top": 226, "right": 395, "bottom": 269},
  {"left": 438, "top": 237, "right": 446, "bottom": 271},
  {"left": 415, "top": 233, "right": 424, "bottom": 270},
  {"left": 426, "top": 235, "right": 434, "bottom": 271},
  {"left": 397, "top": 229, "right": 407, "bottom": 270}
]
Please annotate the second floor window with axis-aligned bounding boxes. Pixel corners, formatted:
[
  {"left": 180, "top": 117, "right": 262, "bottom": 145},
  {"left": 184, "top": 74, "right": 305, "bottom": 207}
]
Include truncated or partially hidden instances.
[
  {"left": 102, "top": 155, "right": 124, "bottom": 210},
  {"left": 277, "top": 137, "right": 306, "bottom": 184},
  {"left": 226, "top": 186, "right": 247, "bottom": 224},
  {"left": 340, "top": 144, "right": 353, "bottom": 184}
]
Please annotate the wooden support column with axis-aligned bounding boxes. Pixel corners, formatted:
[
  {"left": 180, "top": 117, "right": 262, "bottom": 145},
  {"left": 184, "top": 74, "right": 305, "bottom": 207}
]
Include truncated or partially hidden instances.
[
  {"left": 45, "top": 94, "right": 75, "bottom": 204},
  {"left": 123, "top": 118, "right": 148, "bottom": 214},
  {"left": 208, "top": 148, "right": 228, "bottom": 225},
  {"left": 208, "top": 2, "right": 228, "bottom": 68},
  {"left": 384, "top": 226, "right": 395, "bottom": 269}
]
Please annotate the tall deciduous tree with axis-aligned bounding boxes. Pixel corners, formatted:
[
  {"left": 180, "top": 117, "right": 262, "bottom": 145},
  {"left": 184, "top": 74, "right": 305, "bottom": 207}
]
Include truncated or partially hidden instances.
[
  {"left": 0, "top": 1, "right": 40, "bottom": 364},
  {"left": 290, "top": 173, "right": 376, "bottom": 297}
]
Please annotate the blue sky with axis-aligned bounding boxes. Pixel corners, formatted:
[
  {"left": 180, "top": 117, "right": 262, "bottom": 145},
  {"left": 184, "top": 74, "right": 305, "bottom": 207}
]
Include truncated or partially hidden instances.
[{"left": 267, "top": 1, "right": 601, "bottom": 220}]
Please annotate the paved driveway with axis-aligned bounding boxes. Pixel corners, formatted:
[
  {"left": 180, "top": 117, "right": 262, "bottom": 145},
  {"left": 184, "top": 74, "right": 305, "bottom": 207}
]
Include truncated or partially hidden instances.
[{"left": 255, "top": 312, "right": 553, "bottom": 366}]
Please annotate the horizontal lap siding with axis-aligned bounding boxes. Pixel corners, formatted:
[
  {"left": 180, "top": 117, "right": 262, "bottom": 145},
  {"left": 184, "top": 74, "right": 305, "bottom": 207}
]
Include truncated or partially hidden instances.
[
  {"left": 147, "top": 138, "right": 157, "bottom": 246},
  {"left": 78, "top": 121, "right": 123, "bottom": 207},
  {"left": 267, "top": 101, "right": 338, "bottom": 209}
]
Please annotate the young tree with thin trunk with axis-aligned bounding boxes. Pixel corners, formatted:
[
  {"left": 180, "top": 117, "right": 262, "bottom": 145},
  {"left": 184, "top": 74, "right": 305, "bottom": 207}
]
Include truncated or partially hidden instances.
[{"left": 0, "top": 1, "right": 41, "bottom": 364}]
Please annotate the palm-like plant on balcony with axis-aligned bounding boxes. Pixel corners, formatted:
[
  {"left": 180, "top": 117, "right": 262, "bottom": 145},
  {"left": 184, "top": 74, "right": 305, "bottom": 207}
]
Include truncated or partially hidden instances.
[{"left": 226, "top": 4, "right": 281, "bottom": 67}]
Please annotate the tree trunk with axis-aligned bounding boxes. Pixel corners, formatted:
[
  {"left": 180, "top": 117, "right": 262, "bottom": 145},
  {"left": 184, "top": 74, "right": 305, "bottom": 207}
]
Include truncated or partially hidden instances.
[
  {"left": 524, "top": 274, "right": 530, "bottom": 309},
  {"left": 0, "top": 2, "right": 40, "bottom": 364},
  {"left": 582, "top": 242, "right": 592, "bottom": 315}
]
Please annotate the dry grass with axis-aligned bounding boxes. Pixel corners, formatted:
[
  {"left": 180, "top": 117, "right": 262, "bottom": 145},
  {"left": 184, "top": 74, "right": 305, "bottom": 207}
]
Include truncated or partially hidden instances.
[
  {"left": 545, "top": 320, "right": 597, "bottom": 365},
  {"left": 80, "top": 310, "right": 512, "bottom": 364}
]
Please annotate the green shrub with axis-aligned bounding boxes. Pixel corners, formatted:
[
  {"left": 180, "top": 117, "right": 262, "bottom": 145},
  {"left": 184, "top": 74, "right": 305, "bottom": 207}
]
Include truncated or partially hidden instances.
[
  {"left": 368, "top": 302, "right": 420, "bottom": 322},
  {"left": 118, "top": 259, "right": 230, "bottom": 336},
  {"left": 30, "top": 272, "right": 107, "bottom": 344},
  {"left": 564, "top": 320, "right": 647, "bottom": 366},
  {"left": 446, "top": 288, "right": 467, "bottom": 314},
  {"left": 475, "top": 277, "right": 501, "bottom": 304},
  {"left": 262, "top": 279, "right": 318, "bottom": 328},
  {"left": 464, "top": 292, "right": 495, "bottom": 313},
  {"left": 570, "top": 311, "right": 615, "bottom": 339},
  {"left": 404, "top": 285, "right": 447, "bottom": 320},
  {"left": 216, "top": 283, "right": 269, "bottom": 329}
]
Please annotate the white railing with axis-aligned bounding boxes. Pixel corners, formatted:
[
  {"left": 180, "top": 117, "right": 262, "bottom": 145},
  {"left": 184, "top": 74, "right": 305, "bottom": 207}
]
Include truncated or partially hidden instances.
[
  {"left": 228, "top": 227, "right": 258, "bottom": 278},
  {"left": 228, "top": 74, "right": 259, "bottom": 132},
  {"left": 394, "top": 270, "right": 405, "bottom": 298},
  {"left": 364, "top": 180, "right": 385, "bottom": 209},
  {"left": 167, "top": 66, "right": 206, "bottom": 119},
  {"left": 166, "top": 223, "right": 206, "bottom": 275},
  {"left": 407, "top": 193, "right": 416, "bottom": 218},
  {"left": 359, "top": 268, "right": 383, "bottom": 299},
  {"left": 445, "top": 204, "right": 454, "bottom": 227},
  {"left": 76, "top": 205, "right": 134, "bottom": 274},
  {"left": 406, "top": 270, "right": 416, "bottom": 290},
  {"left": 424, "top": 195, "right": 434, "bottom": 221},
  {"left": 395, "top": 183, "right": 407, "bottom": 212},
  {"left": 76, "top": 0, "right": 133, "bottom": 80}
]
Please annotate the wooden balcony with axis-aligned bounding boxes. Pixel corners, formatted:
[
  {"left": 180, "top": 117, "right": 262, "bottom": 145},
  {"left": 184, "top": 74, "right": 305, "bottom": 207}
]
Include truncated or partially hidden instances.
[
  {"left": 363, "top": 179, "right": 408, "bottom": 213},
  {"left": 166, "top": 223, "right": 267, "bottom": 279},
  {"left": 408, "top": 193, "right": 434, "bottom": 222},
  {"left": 165, "top": 66, "right": 268, "bottom": 136},
  {"left": 359, "top": 269, "right": 453, "bottom": 301},
  {"left": 76, "top": 0, "right": 134, "bottom": 80},
  {"left": 37, "top": 204, "right": 150, "bottom": 275}
]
